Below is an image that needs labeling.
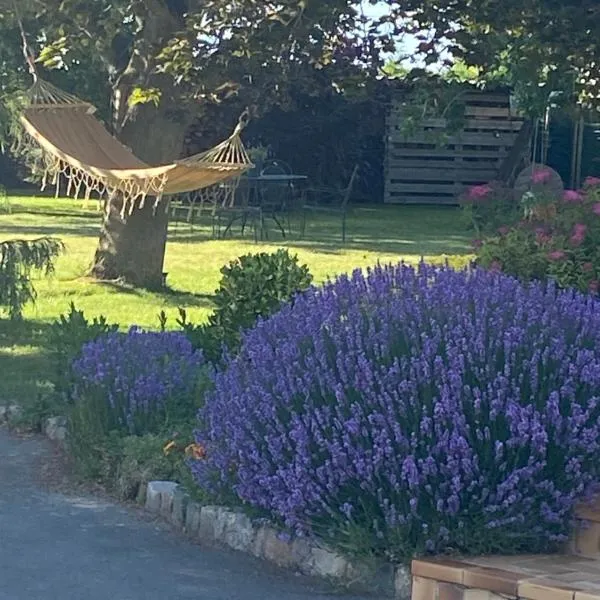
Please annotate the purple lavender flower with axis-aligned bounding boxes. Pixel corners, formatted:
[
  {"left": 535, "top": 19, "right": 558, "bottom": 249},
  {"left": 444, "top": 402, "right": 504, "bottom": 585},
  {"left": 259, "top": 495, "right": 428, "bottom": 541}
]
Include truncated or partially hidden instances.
[
  {"left": 191, "top": 263, "right": 600, "bottom": 559},
  {"left": 72, "top": 328, "right": 205, "bottom": 435}
]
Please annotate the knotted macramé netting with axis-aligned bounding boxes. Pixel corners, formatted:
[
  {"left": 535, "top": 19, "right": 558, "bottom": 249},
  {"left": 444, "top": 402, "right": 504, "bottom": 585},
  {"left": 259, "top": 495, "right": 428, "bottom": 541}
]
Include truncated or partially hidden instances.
[{"left": 14, "top": 78, "right": 253, "bottom": 218}]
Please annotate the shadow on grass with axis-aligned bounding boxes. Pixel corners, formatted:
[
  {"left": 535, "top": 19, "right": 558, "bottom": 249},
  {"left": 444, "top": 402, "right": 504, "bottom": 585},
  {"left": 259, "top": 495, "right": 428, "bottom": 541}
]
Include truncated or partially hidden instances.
[
  {"left": 87, "top": 278, "right": 215, "bottom": 309},
  {"left": 0, "top": 222, "right": 99, "bottom": 238},
  {"left": 159, "top": 288, "right": 216, "bottom": 309},
  {"left": 8, "top": 206, "right": 102, "bottom": 220},
  {"left": 167, "top": 205, "right": 473, "bottom": 257}
]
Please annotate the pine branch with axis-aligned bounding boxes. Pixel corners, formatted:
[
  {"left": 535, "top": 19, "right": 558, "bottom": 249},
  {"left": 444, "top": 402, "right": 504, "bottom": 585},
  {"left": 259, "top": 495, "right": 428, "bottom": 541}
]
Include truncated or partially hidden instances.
[{"left": 0, "top": 237, "right": 65, "bottom": 319}]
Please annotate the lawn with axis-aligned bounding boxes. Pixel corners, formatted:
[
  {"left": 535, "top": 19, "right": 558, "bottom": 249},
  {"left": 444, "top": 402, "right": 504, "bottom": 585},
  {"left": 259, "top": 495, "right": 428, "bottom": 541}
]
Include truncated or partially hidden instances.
[{"left": 0, "top": 194, "right": 472, "bottom": 407}]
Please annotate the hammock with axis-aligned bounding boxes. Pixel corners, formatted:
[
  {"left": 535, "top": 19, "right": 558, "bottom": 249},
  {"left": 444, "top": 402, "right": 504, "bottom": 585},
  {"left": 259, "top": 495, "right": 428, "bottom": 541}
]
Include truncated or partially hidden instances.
[{"left": 16, "top": 78, "right": 253, "bottom": 217}]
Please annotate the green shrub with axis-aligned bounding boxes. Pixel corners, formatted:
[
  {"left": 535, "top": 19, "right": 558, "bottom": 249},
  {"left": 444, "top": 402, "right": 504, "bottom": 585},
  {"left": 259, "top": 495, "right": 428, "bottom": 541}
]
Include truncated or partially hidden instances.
[
  {"left": 47, "top": 303, "right": 119, "bottom": 399},
  {"left": 116, "top": 434, "right": 179, "bottom": 501},
  {"left": 179, "top": 249, "right": 313, "bottom": 363},
  {"left": 477, "top": 226, "right": 549, "bottom": 282}
]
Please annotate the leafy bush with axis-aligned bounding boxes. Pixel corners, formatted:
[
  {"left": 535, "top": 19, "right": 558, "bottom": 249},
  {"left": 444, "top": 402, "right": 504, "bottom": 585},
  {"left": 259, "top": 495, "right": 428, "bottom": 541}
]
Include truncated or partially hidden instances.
[
  {"left": 116, "top": 434, "right": 180, "bottom": 501},
  {"left": 179, "top": 249, "right": 312, "bottom": 363},
  {"left": 0, "top": 237, "right": 64, "bottom": 319},
  {"left": 475, "top": 176, "right": 600, "bottom": 294},
  {"left": 68, "top": 329, "right": 207, "bottom": 476},
  {"left": 47, "top": 303, "right": 119, "bottom": 398},
  {"left": 192, "top": 263, "right": 600, "bottom": 561}
]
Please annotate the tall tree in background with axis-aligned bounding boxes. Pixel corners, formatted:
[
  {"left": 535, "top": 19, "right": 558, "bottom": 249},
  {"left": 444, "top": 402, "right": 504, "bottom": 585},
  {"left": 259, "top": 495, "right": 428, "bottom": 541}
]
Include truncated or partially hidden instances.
[
  {"left": 380, "top": 0, "right": 600, "bottom": 114},
  {"left": 0, "top": 0, "right": 389, "bottom": 288}
]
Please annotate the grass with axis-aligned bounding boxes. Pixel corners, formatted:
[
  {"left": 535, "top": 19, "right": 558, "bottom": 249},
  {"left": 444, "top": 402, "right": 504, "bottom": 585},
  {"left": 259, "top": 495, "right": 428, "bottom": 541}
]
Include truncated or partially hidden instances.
[{"left": 0, "top": 194, "right": 473, "bottom": 408}]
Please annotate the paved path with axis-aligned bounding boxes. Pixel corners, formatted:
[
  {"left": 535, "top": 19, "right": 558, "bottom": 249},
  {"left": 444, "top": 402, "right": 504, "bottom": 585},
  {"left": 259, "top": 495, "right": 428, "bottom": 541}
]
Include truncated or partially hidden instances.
[{"left": 0, "top": 427, "right": 373, "bottom": 600}]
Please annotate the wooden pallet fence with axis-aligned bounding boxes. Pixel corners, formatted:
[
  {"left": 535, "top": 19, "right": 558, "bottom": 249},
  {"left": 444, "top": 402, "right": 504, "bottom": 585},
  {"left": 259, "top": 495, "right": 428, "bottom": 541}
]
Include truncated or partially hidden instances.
[{"left": 385, "top": 90, "right": 526, "bottom": 204}]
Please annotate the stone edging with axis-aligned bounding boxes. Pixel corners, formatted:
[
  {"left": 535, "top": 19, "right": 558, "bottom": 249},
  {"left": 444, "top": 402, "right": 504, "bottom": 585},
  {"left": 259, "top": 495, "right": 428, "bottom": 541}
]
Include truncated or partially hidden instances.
[
  {"left": 142, "top": 480, "right": 409, "bottom": 598},
  {"left": 0, "top": 406, "right": 410, "bottom": 599}
]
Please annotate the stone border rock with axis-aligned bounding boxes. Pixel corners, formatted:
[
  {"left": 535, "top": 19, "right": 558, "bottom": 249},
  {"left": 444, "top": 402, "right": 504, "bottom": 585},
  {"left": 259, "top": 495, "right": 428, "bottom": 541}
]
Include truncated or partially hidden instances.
[
  {"left": 0, "top": 403, "right": 23, "bottom": 426},
  {"left": 143, "top": 480, "right": 410, "bottom": 599},
  {"left": 0, "top": 404, "right": 410, "bottom": 599}
]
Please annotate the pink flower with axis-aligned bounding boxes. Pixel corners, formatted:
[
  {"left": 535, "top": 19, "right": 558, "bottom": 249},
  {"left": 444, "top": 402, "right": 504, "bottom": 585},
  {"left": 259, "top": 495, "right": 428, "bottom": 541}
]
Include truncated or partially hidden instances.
[
  {"left": 582, "top": 262, "right": 594, "bottom": 273},
  {"left": 570, "top": 223, "right": 587, "bottom": 246},
  {"left": 467, "top": 184, "right": 493, "bottom": 202},
  {"left": 472, "top": 239, "right": 483, "bottom": 250},
  {"left": 593, "top": 203, "right": 600, "bottom": 216},
  {"left": 489, "top": 260, "right": 502, "bottom": 272},
  {"left": 584, "top": 176, "right": 600, "bottom": 188},
  {"left": 531, "top": 169, "right": 552, "bottom": 184},
  {"left": 497, "top": 226, "right": 510, "bottom": 236},
  {"left": 548, "top": 250, "right": 566, "bottom": 261},
  {"left": 589, "top": 280, "right": 600, "bottom": 294},
  {"left": 571, "top": 235, "right": 584, "bottom": 247},
  {"left": 535, "top": 227, "right": 551, "bottom": 245},
  {"left": 563, "top": 189, "right": 584, "bottom": 203}
]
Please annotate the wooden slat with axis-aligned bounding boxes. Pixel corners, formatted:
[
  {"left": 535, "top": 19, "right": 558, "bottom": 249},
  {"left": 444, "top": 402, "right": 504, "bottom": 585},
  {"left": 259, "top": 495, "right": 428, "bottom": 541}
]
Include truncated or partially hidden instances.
[
  {"left": 463, "top": 92, "right": 511, "bottom": 105},
  {"left": 389, "top": 147, "right": 507, "bottom": 159},
  {"left": 390, "top": 131, "right": 518, "bottom": 147},
  {"left": 391, "top": 92, "right": 510, "bottom": 109},
  {"left": 385, "top": 194, "right": 459, "bottom": 205},
  {"left": 389, "top": 117, "right": 523, "bottom": 132},
  {"left": 385, "top": 158, "right": 500, "bottom": 170},
  {"left": 387, "top": 167, "right": 498, "bottom": 181},
  {"left": 465, "top": 106, "right": 512, "bottom": 118},
  {"left": 387, "top": 182, "right": 462, "bottom": 194}
]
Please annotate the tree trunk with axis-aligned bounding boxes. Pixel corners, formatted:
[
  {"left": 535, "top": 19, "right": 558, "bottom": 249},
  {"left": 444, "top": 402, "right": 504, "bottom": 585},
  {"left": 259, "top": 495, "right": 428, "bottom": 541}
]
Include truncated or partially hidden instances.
[
  {"left": 90, "top": 102, "right": 190, "bottom": 289},
  {"left": 90, "top": 0, "right": 192, "bottom": 289},
  {"left": 90, "top": 192, "right": 170, "bottom": 290}
]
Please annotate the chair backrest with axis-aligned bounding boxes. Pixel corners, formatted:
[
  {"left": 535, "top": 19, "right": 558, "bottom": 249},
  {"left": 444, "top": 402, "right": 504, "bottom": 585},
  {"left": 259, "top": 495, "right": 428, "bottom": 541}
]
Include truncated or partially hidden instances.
[
  {"left": 261, "top": 159, "right": 292, "bottom": 175},
  {"left": 341, "top": 164, "right": 360, "bottom": 209}
]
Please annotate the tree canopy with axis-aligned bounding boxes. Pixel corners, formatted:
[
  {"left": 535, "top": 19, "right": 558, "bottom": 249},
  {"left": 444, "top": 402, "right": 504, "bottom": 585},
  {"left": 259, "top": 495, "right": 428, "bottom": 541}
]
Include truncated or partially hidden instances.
[{"left": 378, "top": 0, "right": 600, "bottom": 114}]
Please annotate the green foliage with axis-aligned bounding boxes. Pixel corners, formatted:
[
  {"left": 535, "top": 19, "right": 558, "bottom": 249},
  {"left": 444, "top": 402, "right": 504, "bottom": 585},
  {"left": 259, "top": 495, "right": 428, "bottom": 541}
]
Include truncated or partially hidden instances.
[
  {"left": 477, "top": 227, "right": 549, "bottom": 282},
  {"left": 0, "top": 237, "right": 64, "bottom": 319},
  {"left": 115, "top": 434, "right": 179, "bottom": 501},
  {"left": 0, "top": 185, "right": 9, "bottom": 213},
  {"left": 393, "top": 75, "right": 469, "bottom": 144},
  {"left": 394, "top": 0, "right": 598, "bottom": 113},
  {"left": 178, "top": 249, "right": 313, "bottom": 363},
  {"left": 47, "top": 302, "right": 118, "bottom": 398}
]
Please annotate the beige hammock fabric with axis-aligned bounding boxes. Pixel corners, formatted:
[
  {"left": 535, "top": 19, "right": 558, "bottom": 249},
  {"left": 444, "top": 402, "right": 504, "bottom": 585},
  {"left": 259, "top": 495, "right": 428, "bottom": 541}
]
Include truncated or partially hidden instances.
[{"left": 16, "top": 79, "right": 253, "bottom": 217}]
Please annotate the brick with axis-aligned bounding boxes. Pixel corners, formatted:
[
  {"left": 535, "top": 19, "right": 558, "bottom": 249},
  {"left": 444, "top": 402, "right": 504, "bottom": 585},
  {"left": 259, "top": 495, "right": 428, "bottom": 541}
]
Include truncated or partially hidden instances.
[
  {"left": 411, "top": 576, "right": 438, "bottom": 600},
  {"left": 574, "top": 592, "right": 600, "bottom": 600},
  {"left": 438, "top": 581, "right": 464, "bottom": 600},
  {"left": 518, "top": 578, "right": 577, "bottom": 600},
  {"left": 462, "top": 566, "right": 522, "bottom": 596},
  {"left": 412, "top": 559, "right": 465, "bottom": 585},
  {"left": 574, "top": 521, "right": 600, "bottom": 558},
  {"left": 463, "top": 591, "right": 505, "bottom": 600}
]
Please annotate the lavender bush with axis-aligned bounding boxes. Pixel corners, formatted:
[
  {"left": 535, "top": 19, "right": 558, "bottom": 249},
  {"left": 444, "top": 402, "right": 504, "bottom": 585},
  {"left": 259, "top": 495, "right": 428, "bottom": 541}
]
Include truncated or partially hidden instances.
[
  {"left": 71, "top": 328, "right": 206, "bottom": 437},
  {"left": 192, "top": 263, "right": 600, "bottom": 560}
]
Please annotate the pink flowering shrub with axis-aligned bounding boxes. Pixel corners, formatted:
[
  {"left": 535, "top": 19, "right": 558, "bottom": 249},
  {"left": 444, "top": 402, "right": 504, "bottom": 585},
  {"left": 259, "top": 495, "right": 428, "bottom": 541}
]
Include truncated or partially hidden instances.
[
  {"left": 460, "top": 181, "right": 521, "bottom": 235},
  {"left": 476, "top": 177, "right": 600, "bottom": 294}
]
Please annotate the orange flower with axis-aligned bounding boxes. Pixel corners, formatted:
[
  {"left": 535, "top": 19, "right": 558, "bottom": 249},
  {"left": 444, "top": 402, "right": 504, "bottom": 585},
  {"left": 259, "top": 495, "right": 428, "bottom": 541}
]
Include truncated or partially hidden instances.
[
  {"left": 185, "top": 443, "right": 206, "bottom": 460},
  {"left": 163, "top": 440, "right": 177, "bottom": 455}
]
